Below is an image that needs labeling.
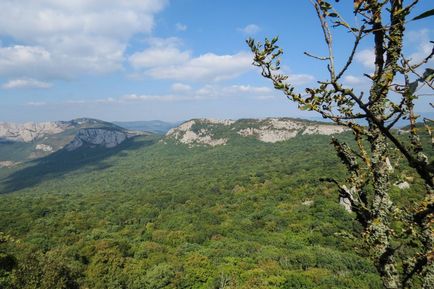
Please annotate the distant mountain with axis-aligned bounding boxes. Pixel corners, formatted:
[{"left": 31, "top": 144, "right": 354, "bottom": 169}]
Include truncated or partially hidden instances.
[
  {"left": 165, "top": 117, "right": 348, "bottom": 147},
  {"left": 114, "top": 120, "right": 179, "bottom": 134},
  {"left": 0, "top": 117, "right": 351, "bottom": 169},
  {"left": 0, "top": 118, "right": 150, "bottom": 167}
]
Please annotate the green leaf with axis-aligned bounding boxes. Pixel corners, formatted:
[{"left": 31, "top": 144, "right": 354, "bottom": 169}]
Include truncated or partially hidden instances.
[
  {"left": 412, "top": 8, "right": 434, "bottom": 21},
  {"left": 320, "top": 1, "right": 332, "bottom": 10},
  {"left": 299, "top": 104, "right": 311, "bottom": 111},
  {"left": 408, "top": 81, "right": 418, "bottom": 95},
  {"left": 420, "top": 68, "right": 434, "bottom": 82}
]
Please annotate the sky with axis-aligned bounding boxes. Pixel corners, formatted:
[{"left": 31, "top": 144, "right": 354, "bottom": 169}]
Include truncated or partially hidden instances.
[{"left": 0, "top": 0, "right": 432, "bottom": 123}]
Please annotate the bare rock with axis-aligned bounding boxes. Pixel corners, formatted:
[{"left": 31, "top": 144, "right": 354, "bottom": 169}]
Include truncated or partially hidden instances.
[
  {"left": 35, "top": 144, "right": 53, "bottom": 152},
  {"left": 0, "top": 161, "right": 20, "bottom": 168},
  {"left": 0, "top": 122, "right": 69, "bottom": 142},
  {"left": 302, "top": 125, "right": 348, "bottom": 135},
  {"left": 238, "top": 127, "right": 298, "bottom": 143},
  {"left": 166, "top": 120, "right": 228, "bottom": 147},
  {"left": 238, "top": 118, "right": 348, "bottom": 143},
  {"left": 65, "top": 128, "right": 127, "bottom": 151},
  {"left": 302, "top": 200, "right": 314, "bottom": 206},
  {"left": 339, "top": 197, "right": 352, "bottom": 212},
  {"left": 167, "top": 117, "right": 348, "bottom": 147},
  {"left": 394, "top": 181, "right": 410, "bottom": 190}
]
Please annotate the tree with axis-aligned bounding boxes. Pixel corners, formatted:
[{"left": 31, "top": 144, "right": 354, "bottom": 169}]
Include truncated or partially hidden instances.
[
  {"left": 10, "top": 251, "right": 79, "bottom": 289},
  {"left": 0, "top": 232, "right": 17, "bottom": 289},
  {"left": 248, "top": 1, "right": 433, "bottom": 288}
]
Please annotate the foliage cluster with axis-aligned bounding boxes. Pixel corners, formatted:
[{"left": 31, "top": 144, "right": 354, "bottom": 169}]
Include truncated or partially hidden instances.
[{"left": 0, "top": 130, "right": 429, "bottom": 288}]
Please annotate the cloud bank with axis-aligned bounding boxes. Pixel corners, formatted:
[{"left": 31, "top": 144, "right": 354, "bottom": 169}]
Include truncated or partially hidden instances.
[{"left": 0, "top": 0, "right": 168, "bottom": 79}]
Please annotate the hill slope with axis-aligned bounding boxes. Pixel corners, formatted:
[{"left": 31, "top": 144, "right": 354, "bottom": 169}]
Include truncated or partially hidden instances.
[
  {"left": 165, "top": 117, "right": 348, "bottom": 146},
  {"left": 0, "top": 118, "right": 150, "bottom": 167}
]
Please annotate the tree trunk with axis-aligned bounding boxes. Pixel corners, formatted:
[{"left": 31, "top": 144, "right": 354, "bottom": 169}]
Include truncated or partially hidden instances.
[{"left": 368, "top": 125, "right": 401, "bottom": 289}]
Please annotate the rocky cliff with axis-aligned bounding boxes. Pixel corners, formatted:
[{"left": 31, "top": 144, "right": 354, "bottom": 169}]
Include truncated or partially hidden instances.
[
  {"left": 0, "top": 121, "right": 70, "bottom": 143},
  {"left": 0, "top": 118, "right": 148, "bottom": 165},
  {"left": 166, "top": 118, "right": 349, "bottom": 147},
  {"left": 166, "top": 119, "right": 233, "bottom": 147},
  {"left": 65, "top": 128, "right": 129, "bottom": 151}
]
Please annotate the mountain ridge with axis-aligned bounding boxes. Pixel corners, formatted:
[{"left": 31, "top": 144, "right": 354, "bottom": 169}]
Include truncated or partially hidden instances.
[
  {"left": 0, "top": 118, "right": 150, "bottom": 166},
  {"left": 165, "top": 117, "right": 349, "bottom": 147},
  {"left": 0, "top": 117, "right": 351, "bottom": 166}
]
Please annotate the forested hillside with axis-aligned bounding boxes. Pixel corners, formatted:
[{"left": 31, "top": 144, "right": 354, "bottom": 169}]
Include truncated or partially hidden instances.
[{"left": 0, "top": 119, "right": 427, "bottom": 288}]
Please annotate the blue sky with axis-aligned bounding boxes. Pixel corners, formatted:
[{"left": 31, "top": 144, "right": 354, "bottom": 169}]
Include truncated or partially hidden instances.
[{"left": 0, "top": 0, "right": 432, "bottom": 122}]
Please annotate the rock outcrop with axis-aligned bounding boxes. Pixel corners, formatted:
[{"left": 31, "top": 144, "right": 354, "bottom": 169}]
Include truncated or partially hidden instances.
[
  {"left": 238, "top": 118, "right": 348, "bottom": 143},
  {"left": 0, "top": 122, "right": 70, "bottom": 142},
  {"left": 394, "top": 181, "right": 410, "bottom": 190},
  {"left": 0, "top": 118, "right": 148, "bottom": 162},
  {"left": 0, "top": 161, "right": 20, "bottom": 168},
  {"left": 339, "top": 197, "right": 352, "bottom": 212},
  {"left": 166, "top": 119, "right": 229, "bottom": 147},
  {"left": 35, "top": 144, "right": 54, "bottom": 152},
  {"left": 65, "top": 128, "right": 128, "bottom": 151},
  {"left": 166, "top": 118, "right": 349, "bottom": 147}
]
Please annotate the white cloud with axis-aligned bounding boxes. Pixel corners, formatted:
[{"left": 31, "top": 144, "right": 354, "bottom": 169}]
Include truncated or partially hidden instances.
[
  {"left": 0, "top": 46, "right": 51, "bottom": 76},
  {"left": 226, "top": 85, "right": 272, "bottom": 94},
  {"left": 407, "top": 29, "right": 434, "bottom": 65},
  {"left": 238, "top": 24, "right": 261, "bottom": 35},
  {"left": 129, "top": 36, "right": 254, "bottom": 82},
  {"left": 146, "top": 37, "right": 183, "bottom": 48},
  {"left": 274, "top": 65, "right": 315, "bottom": 86},
  {"left": 120, "top": 93, "right": 201, "bottom": 102},
  {"left": 147, "top": 52, "right": 253, "bottom": 82},
  {"left": 410, "top": 42, "right": 433, "bottom": 65},
  {"left": 0, "top": 0, "right": 168, "bottom": 79},
  {"left": 95, "top": 97, "right": 117, "bottom": 104},
  {"left": 171, "top": 83, "right": 192, "bottom": 93},
  {"left": 129, "top": 47, "right": 191, "bottom": 68},
  {"left": 286, "top": 74, "right": 315, "bottom": 85},
  {"left": 39, "top": 83, "right": 282, "bottom": 106},
  {"left": 0, "top": 1, "right": 167, "bottom": 40},
  {"left": 223, "top": 85, "right": 278, "bottom": 100},
  {"left": 255, "top": 95, "right": 277, "bottom": 100},
  {"left": 407, "top": 29, "right": 429, "bottom": 43},
  {"left": 0, "top": 42, "right": 123, "bottom": 79},
  {"left": 343, "top": 75, "right": 367, "bottom": 86},
  {"left": 193, "top": 84, "right": 277, "bottom": 99},
  {"left": 175, "top": 23, "right": 187, "bottom": 31},
  {"left": 2, "top": 78, "right": 52, "bottom": 89},
  {"left": 26, "top": 101, "right": 47, "bottom": 106},
  {"left": 129, "top": 37, "right": 191, "bottom": 68},
  {"left": 354, "top": 30, "right": 433, "bottom": 71},
  {"left": 355, "top": 49, "right": 375, "bottom": 70}
]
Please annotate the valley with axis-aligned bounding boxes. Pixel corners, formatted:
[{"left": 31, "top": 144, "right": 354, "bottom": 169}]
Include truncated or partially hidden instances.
[{"left": 1, "top": 117, "right": 425, "bottom": 288}]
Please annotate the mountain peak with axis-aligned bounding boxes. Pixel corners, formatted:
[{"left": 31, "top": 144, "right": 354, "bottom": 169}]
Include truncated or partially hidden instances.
[{"left": 0, "top": 118, "right": 151, "bottom": 165}]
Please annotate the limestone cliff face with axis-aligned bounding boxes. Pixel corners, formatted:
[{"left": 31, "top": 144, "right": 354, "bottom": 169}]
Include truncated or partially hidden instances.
[
  {"left": 237, "top": 118, "right": 348, "bottom": 143},
  {"left": 0, "top": 121, "right": 70, "bottom": 142},
  {"left": 65, "top": 128, "right": 128, "bottom": 151},
  {"left": 166, "top": 118, "right": 349, "bottom": 147},
  {"left": 0, "top": 161, "right": 20, "bottom": 168},
  {"left": 0, "top": 119, "right": 147, "bottom": 163},
  {"left": 166, "top": 119, "right": 230, "bottom": 147},
  {"left": 35, "top": 144, "right": 54, "bottom": 152}
]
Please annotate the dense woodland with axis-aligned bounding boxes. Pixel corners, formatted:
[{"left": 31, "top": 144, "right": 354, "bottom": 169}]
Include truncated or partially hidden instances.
[{"left": 0, "top": 130, "right": 430, "bottom": 288}]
